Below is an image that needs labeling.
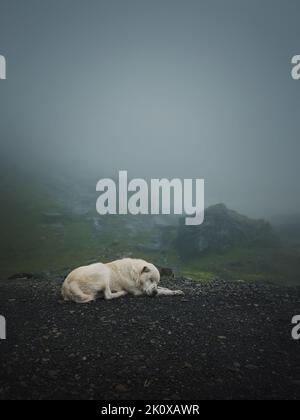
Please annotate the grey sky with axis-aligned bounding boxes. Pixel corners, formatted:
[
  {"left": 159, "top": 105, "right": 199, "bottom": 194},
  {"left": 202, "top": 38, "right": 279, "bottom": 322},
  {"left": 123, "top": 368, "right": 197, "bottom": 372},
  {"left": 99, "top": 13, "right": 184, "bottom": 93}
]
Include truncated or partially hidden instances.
[{"left": 0, "top": 0, "right": 299, "bottom": 217}]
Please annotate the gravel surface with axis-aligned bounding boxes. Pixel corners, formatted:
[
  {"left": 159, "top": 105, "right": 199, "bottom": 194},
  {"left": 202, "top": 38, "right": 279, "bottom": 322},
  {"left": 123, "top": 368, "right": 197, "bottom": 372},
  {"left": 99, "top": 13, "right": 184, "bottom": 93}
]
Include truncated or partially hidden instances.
[{"left": 0, "top": 275, "right": 300, "bottom": 400}]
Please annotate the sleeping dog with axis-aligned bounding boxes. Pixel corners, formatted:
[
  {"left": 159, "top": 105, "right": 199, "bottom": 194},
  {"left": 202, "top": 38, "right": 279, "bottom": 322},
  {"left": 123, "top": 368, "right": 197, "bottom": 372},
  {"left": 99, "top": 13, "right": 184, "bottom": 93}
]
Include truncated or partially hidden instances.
[{"left": 62, "top": 258, "right": 184, "bottom": 303}]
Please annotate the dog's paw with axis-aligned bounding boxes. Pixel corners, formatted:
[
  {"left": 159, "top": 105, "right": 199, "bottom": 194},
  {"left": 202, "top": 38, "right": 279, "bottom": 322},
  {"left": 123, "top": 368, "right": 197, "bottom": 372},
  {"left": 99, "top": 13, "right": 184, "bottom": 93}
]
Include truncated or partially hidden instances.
[{"left": 174, "top": 290, "right": 184, "bottom": 295}]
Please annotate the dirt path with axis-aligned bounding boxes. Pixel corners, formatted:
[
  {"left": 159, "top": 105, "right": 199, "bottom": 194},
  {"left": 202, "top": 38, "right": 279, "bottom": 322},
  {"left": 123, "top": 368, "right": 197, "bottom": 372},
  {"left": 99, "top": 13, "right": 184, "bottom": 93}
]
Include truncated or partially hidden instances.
[{"left": 0, "top": 275, "right": 299, "bottom": 400}]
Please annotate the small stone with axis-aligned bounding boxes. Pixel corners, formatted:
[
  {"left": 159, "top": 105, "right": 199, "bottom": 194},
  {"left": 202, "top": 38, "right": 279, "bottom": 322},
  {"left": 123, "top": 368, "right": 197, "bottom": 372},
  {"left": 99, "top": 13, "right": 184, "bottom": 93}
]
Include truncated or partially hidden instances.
[
  {"left": 291, "top": 380, "right": 300, "bottom": 386},
  {"left": 48, "top": 370, "right": 59, "bottom": 379},
  {"left": 245, "top": 364, "right": 259, "bottom": 370},
  {"left": 114, "top": 384, "right": 128, "bottom": 393},
  {"left": 184, "top": 362, "right": 193, "bottom": 369}
]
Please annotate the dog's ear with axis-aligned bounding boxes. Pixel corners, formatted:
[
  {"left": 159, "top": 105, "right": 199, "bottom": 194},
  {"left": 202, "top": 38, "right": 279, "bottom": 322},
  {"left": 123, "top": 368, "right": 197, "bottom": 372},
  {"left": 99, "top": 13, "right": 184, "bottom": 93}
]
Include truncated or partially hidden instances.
[{"left": 141, "top": 266, "right": 151, "bottom": 274}]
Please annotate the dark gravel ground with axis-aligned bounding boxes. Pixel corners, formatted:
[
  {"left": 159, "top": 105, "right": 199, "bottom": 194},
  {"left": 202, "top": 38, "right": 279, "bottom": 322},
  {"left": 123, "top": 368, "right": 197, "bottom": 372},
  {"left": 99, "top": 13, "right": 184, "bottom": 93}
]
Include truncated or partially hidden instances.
[{"left": 0, "top": 274, "right": 300, "bottom": 400}]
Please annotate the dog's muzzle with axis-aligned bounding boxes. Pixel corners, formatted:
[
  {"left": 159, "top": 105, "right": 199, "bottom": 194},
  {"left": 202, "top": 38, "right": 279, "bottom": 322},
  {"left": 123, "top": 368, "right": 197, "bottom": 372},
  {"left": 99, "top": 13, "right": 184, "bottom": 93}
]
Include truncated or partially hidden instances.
[{"left": 149, "top": 289, "right": 158, "bottom": 297}]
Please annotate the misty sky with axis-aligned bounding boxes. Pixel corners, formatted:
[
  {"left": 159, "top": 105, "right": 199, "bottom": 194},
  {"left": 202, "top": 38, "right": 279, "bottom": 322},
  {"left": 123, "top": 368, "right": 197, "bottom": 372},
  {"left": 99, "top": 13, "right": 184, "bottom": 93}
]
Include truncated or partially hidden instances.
[{"left": 0, "top": 0, "right": 299, "bottom": 218}]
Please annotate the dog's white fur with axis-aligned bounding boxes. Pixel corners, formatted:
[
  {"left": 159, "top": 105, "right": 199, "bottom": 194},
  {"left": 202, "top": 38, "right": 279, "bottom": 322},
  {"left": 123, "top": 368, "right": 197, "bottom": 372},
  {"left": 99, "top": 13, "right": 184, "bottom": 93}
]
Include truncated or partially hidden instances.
[{"left": 62, "top": 258, "right": 184, "bottom": 304}]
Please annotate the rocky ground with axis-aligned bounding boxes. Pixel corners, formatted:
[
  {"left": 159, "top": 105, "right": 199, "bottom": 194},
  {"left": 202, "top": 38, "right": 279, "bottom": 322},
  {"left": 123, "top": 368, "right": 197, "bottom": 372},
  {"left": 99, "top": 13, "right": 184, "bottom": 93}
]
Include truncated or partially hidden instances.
[{"left": 0, "top": 273, "right": 300, "bottom": 400}]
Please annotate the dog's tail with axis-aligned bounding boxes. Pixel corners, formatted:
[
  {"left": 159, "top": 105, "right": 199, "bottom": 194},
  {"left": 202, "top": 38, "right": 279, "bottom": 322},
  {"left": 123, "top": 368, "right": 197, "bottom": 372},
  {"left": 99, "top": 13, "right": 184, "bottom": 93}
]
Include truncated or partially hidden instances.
[{"left": 62, "top": 280, "right": 93, "bottom": 304}]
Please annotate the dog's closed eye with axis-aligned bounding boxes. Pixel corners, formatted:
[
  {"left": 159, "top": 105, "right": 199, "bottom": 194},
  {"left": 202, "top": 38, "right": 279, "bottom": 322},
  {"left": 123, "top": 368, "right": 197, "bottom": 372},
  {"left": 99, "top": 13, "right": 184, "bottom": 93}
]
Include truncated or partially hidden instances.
[{"left": 142, "top": 266, "right": 151, "bottom": 274}]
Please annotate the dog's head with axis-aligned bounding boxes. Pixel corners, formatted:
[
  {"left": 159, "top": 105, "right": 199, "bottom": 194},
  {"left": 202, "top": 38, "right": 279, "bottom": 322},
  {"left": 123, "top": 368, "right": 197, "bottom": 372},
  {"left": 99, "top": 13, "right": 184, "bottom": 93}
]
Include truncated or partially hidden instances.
[{"left": 138, "top": 263, "right": 160, "bottom": 297}]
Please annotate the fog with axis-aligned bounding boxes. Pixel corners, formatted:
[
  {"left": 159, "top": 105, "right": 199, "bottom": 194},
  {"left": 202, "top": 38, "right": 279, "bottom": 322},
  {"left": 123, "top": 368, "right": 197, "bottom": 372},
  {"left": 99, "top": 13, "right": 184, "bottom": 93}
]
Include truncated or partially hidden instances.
[{"left": 0, "top": 0, "right": 300, "bottom": 218}]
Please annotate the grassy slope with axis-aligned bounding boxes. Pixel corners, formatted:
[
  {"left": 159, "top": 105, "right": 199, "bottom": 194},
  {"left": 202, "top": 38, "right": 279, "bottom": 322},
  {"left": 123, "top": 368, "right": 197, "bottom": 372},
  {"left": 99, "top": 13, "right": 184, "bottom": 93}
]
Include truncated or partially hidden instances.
[
  {"left": 0, "top": 182, "right": 299, "bottom": 285},
  {"left": 1, "top": 212, "right": 300, "bottom": 286}
]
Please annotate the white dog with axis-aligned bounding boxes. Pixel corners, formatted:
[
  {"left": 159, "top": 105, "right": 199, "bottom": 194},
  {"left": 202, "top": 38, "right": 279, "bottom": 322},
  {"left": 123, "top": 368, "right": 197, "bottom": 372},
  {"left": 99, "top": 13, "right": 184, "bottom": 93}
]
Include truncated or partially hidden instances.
[{"left": 62, "top": 258, "right": 184, "bottom": 304}]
